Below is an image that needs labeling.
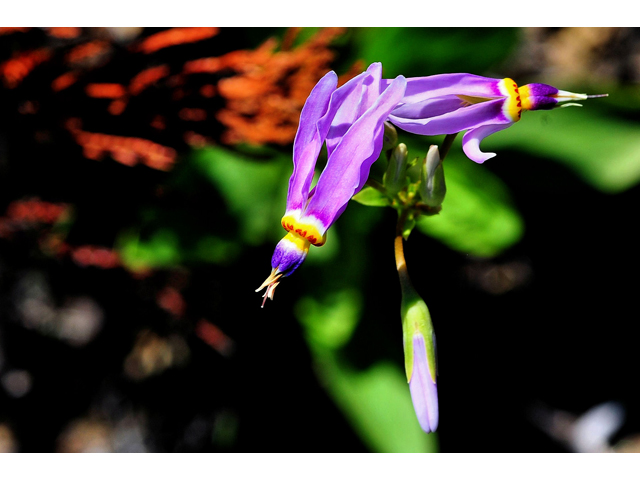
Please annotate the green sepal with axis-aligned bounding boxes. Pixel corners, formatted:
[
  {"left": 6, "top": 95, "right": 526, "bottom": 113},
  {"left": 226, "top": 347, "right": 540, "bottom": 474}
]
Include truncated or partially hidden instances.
[
  {"left": 351, "top": 186, "right": 392, "bottom": 207},
  {"left": 419, "top": 145, "right": 446, "bottom": 208},
  {"left": 383, "top": 121, "right": 399, "bottom": 152},
  {"left": 405, "top": 156, "right": 422, "bottom": 183},
  {"left": 400, "top": 280, "right": 437, "bottom": 383},
  {"left": 401, "top": 214, "right": 416, "bottom": 240},
  {"left": 383, "top": 144, "right": 409, "bottom": 197}
]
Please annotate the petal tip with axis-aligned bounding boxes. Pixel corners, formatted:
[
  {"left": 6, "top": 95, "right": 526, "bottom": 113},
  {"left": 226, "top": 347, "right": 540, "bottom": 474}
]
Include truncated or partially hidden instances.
[
  {"left": 409, "top": 334, "right": 439, "bottom": 433},
  {"left": 472, "top": 152, "right": 496, "bottom": 164}
]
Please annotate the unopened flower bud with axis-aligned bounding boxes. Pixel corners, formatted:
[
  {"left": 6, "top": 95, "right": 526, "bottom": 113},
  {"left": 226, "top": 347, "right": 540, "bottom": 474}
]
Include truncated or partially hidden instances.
[
  {"left": 419, "top": 145, "right": 446, "bottom": 208},
  {"left": 383, "top": 143, "right": 408, "bottom": 197},
  {"left": 399, "top": 261, "right": 438, "bottom": 433},
  {"left": 383, "top": 121, "right": 398, "bottom": 151}
]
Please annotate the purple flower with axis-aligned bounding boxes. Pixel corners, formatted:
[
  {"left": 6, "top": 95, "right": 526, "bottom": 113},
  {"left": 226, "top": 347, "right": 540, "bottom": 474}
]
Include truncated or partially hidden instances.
[
  {"left": 408, "top": 332, "right": 439, "bottom": 433},
  {"left": 256, "top": 63, "right": 407, "bottom": 305},
  {"left": 383, "top": 74, "right": 596, "bottom": 163}
]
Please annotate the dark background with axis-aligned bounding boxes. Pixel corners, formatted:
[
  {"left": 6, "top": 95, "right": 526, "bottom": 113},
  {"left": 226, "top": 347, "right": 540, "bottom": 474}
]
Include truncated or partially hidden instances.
[{"left": 1, "top": 27, "right": 639, "bottom": 453}]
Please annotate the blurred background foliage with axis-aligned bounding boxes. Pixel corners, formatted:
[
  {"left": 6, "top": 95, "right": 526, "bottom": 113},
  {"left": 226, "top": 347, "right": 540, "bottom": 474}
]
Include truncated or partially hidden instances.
[{"left": 1, "top": 27, "right": 640, "bottom": 453}]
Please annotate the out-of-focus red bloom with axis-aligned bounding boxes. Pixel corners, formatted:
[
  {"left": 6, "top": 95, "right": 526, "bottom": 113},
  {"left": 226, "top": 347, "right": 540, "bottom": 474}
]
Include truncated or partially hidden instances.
[
  {"left": 150, "top": 115, "right": 167, "bottom": 130},
  {"left": 6, "top": 199, "right": 68, "bottom": 224},
  {"left": 128, "top": 65, "right": 170, "bottom": 96},
  {"left": 107, "top": 99, "right": 128, "bottom": 115},
  {"left": 199, "top": 84, "right": 216, "bottom": 98},
  {"left": 0, "top": 27, "right": 31, "bottom": 36},
  {"left": 183, "top": 131, "right": 210, "bottom": 148},
  {"left": 66, "top": 119, "right": 177, "bottom": 171},
  {"left": 51, "top": 71, "right": 79, "bottom": 92},
  {"left": 70, "top": 245, "right": 120, "bottom": 269},
  {"left": 178, "top": 108, "right": 207, "bottom": 122},
  {"left": 84, "top": 65, "right": 172, "bottom": 116},
  {"left": 183, "top": 27, "right": 350, "bottom": 146},
  {"left": 133, "top": 27, "right": 219, "bottom": 54},
  {"left": 64, "top": 40, "right": 112, "bottom": 68},
  {"left": 0, "top": 199, "right": 70, "bottom": 244},
  {"left": 0, "top": 48, "right": 51, "bottom": 88},
  {"left": 85, "top": 83, "right": 127, "bottom": 99},
  {"left": 46, "top": 27, "right": 82, "bottom": 39},
  {"left": 156, "top": 286, "right": 187, "bottom": 318},
  {"left": 3, "top": 27, "right": 353, "bottom": 176},
  {"left": 195, "top": 319, "right": 234, "bottom": 357}
]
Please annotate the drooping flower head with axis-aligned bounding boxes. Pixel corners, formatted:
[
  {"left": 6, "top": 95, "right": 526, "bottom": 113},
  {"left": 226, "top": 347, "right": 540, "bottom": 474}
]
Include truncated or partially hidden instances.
[
  {"left": 256, "top": 63, "right": 407, "bottom": 305},
  {"left": 384, "top": 74, "right": 606, "bottom": 163}
]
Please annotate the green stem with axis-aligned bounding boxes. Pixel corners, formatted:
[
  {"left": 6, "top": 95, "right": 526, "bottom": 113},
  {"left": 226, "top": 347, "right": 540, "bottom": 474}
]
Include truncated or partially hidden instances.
[
  {"left": 394, "top": 135, "right": 456, "bottom": 283},
  {"left": 439, "top": 133, "right": 458, "bottom": 162},
  {"left": 395, "top": 207, "right": 410, "bottom": 237},
  {"left": 365, "top": 177, "right": 386, "bottom": 193},
  {"left": 394, "top": 232, "right": 411, "bottom": 289}
]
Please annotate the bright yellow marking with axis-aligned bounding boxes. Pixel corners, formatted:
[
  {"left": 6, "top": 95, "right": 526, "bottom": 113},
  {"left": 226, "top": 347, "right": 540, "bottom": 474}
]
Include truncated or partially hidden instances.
[
  {"left": 518, "top": 84, "right": 535, "bottom": 111},
  {"left": 281, "top": 214, "right": 326, "bottom": 246},
  {"left": 500, "top": 77, "right": 522, "bottom": 123},
  {"left": 282, "top": 231, "right": 311, "bottom": 254}
]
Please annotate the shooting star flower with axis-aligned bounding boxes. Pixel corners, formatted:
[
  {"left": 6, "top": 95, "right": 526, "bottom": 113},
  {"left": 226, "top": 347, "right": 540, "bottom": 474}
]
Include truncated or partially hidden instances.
[
  {"left": 384, "top": 74, "right": 606, "bottom": 163},
  {"left": 257, "top": 63, "right": 407, "bottom": 306}
]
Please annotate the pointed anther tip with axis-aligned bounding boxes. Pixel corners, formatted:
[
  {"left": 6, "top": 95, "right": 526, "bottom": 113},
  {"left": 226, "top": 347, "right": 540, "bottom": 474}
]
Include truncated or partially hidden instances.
[
  {"left": 256, "top": 268, "right": 282, "bottom": 308},
  {"left": 255, "top": 268, "right": 281, "bottom": 293},
  {"left": 554, "top": 89, "right": 588, "bottom": 100}
]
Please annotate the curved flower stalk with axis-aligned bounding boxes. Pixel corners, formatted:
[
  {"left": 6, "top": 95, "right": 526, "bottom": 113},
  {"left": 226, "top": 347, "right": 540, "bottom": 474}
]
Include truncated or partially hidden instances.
[
  {"left": 383, "top": 74, "right": 606, "bottom": 163},
  {"left": 256, "top": 63, "right": 407, "bottom": 306}
]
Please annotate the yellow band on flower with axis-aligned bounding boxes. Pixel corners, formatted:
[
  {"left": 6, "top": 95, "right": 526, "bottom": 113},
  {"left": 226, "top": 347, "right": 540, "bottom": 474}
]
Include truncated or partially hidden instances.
[
  {"left": 499, "top": 78, "right": 522, "bottom": 123},
  {"left": 517, "top": 84, "right": 535, "bottom": 111},
  {"left": 281, "top": 231, "right": 311, "bottom": 254},
  {"left": 281, "top": 214, "right": 326, "bottom": 246}
]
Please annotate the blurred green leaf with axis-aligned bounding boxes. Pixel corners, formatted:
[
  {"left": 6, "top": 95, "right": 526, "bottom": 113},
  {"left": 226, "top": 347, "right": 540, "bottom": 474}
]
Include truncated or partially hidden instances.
[
  {"left": 485, "top": 105, "right": 640, "bottom": 193},
  {"left": 296, "top": 290, "right": 362, "bottom": 350},
  {"left": 407, "top": 141, "right": 523, "bottom": 257},
  {"left": 192, "top": 146, "right": 291, "bottom": 245},
  {"left": 351, "top": 186, "right": 391, "bottom": 207},
  {"left": 118, "top": 228, "right": 181, "bottom": 271},
  {"left": 402, "top": 216, "right": 416, "bottom": 240},
  {"left": 349, "top": 27, "right": 519, "bottom": 78},
  {"left": 117, "top": 228, "right": 240, "bottom": 271},
  {"left": 320, "top": 358, "right": 438, "bottom": 453},
  {"left": 193, "top": 235, "right": 241, "bottom": 264},
  {"left": 296, "top": 290, "right": 437, "bottom": 452}
]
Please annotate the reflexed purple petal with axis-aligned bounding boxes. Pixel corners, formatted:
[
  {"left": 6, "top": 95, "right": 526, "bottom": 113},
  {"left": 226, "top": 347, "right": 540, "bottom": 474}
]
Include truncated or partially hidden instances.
[
  {"left": 304, "top": 75, "right": 407, "bottom": 233},
  {"left": 287, "top": 71, "right": 338, "bottom": 213},
  {"left": 462, "top": 123, "right": 512, "bottom": 163},
  {"left": 382, "top": 73, "right": 503, "bottom": 105},
  {"left": 326, "top": 63, "right": 385, "bottom": 158},
  {"left": 390, "top": 95, "right": 467, "bottom": 120},
  {"left": 409, "top": 333, "right": 439, "bottom": 433},
  {"left": 325, "top": 72, "right": 369, "bottom": 157},
  {"left": 357, "top": 62, "right": 383, "bottom": 118},
  {"left": 388, "top": 98, "right": 509, "bottom": 136}
]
